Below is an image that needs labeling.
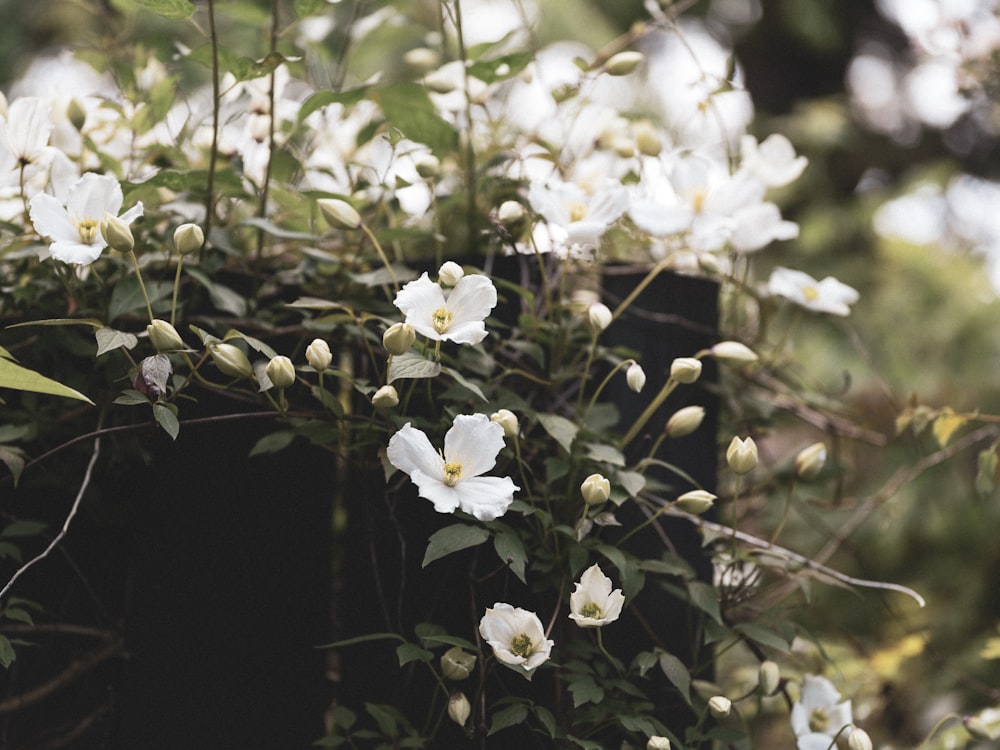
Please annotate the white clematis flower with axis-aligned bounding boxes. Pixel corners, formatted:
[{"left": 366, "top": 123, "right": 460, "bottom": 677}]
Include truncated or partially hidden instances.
[
  {"left": 0, "top": 96, "right": 55, "bottom": 171},
  {"left": 767, "top": 267, "right": 859, "bottom": 317},
  {"left": 386, "top": 413, "right": 519, "bottom": 521},
  {"left": 568, "top": 563, "right": 625, "bottom": 628},
  {"left": 528, "top": 178, "right": 628, "bottom": 259},
  {"left": 478, "top": 603, "right": 553, "bottom": 679},
  {"left": 29, "top": 172, "right": 143, "bottom": 265},
  {"left": 393, "top": 271, "right": 497, "bottom": 345},
  {"left": 791, "top": 674, "right": 853, "bottom": 750}
]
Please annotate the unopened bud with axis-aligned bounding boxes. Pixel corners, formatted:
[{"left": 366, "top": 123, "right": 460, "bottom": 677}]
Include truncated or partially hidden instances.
[
  {"left": 666, "top": 405, "right": 705, "bottom": 438},
  {"left": 371, "top": 384, "right": 399, "bottom": 408},
  {"left": 318, "top": 198, "right": 362, "bottom": 230},
  {"left": 306, "top": 338, "right": 332, "bottom": 372},
  {"left": 423, "top": 67, "right": 457, "bottom": 94},
  {"left": 210, "top": 342, "right": 253, "bottom": 379},
  {"left": 675, "top": 489, "right": 715, "bottom": 514},
  {"left": 711, "top": 341, "right": 758, "bottom": 365},
  {"left": 964, "top": 715, "right": 996, "bottom": 741},
  {"left": 610, "top": 136, "right": 636, "bottom": 158},
  {"left": 173, "top": 223, "right": 204, "bottom": 255},
  {"left": 708, "top": 695, "right": 732, "bottom": 719},
  {"left": 551, "top": 82, "right": 578, "bottom": 103},
  {"left": 848, "top": 727, "right": 873, "bottom": 750},
  {"left": 414, "top": 153, "right": 441, "bottom": 178},
  {"left": 726, "top": 436, "right": 758, "bottom": 474},
  {"left": 634, "top": 120, "right": 663, "bottom": 157},
  {"left": 448, "top": 692, "right": 471, "bottom": 727},
  {"left": 604, "top": 50, "right": 644, "bottom": 76},
  {"left": 588, "top": 302, "right": 613, "bottom": 331},
  {"left": 67, "top": 98, "right": 87, "bottom": 131},
  {"left": 626, "top": 362, "right": 646, "bottom": 393},
  {"left": 794, "top": 442, "right": 827, "bottom": 481},
  {"left": 438, "top": 260, "right": 464, "bottom": 287},
  {"left": 101, "top": 212, "right": 134, "bottom": 253},
  {"left": 383, "top": 322, "right": 416, "bottom": 355},
  {"left": 670, "top": 357, "right": 702, "bottom": 384},
  {"left": 440, "top": 646, "right": 476, "bottom": 681},
  {"left": 497, "top": 200, "right": 525, "bottom": 225},
  {"left": 647, "top": 738, "right": 671, "bottom": 750},
  {"left": 758, "top": 660, "right": 780, "bottom": 696},
  {"left": 403, "top": 47, "right": 440, "bottom": 73},
  {"left": 147, "top": 319, "right": 185, "bottom": 352},
  {"left": 266, "top": 355, "right": 296, "bottom": 389},
  {"left": 580, "top": 473, "right": 611, "bottom": 506},
  {"left": 490, "top": 409, "right": 519, "bottom": 439}
]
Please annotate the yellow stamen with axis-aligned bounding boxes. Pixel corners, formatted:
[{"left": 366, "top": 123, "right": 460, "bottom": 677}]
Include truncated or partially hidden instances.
[
  {"left": 580, "top": 603, "right": 602, "bottom": 619},
  {"left": 802, "top": 285, "right": 819, "bottom": 301},
  {"left": 808, "top": 707, "right": 830, "bottom": 733},
  {"left": 510, "top": 633, "right": 532, "bottom": 658},
  {"left": 75, "top": 218, "right": 100, "bottom": 244},
  {"left": 432, "top": 306, "right": 454, "bottom": 335},
  {"left": 443, "top": 461, "right": 462, "bottom": 487},
  {"left": 568, "top": 201, "right": 588, "bottom": 222}
]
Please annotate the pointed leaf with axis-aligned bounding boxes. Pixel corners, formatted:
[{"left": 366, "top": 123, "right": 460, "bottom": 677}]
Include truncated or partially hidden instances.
[
  {"left": 537, "top": 413, "right": 578, "bottom": 454},
  {"left": 657, "top": 650, "right": 691, "bottom": 705},
  {"left": 422, "top": 524, "right": 490, "bottom": 567},
  {"left": 0, "top": 358, "right": 93, "bottom": 404},
  {"left": 389, "top": 352, "right": 441, "bottom": 383},
  {"left": 95, "top": 327, "right": 139, "bottom": 357},
  {"left": 153, "top": 403, "right": 180, "bottom": 440}
]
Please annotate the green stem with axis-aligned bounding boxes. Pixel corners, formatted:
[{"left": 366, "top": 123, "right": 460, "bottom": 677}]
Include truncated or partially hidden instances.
[
  {"left": 360, "top": 222, "right": 398, "bottom": 292},
  {"left": 170, "top": 255, "right": 184, "bottom": 326},
  {"left": 915, "top": 713, "right": 963, "bottom": 749},
  {"left": 584, "top": 358, "right": 632, "bottom": 418},
  {"left": 202, "top": 0, "right": 221, "bottom": 254},
  {"left": 128, "top": 250, "right": 154, "bottom": 322},
  {"left": 620, "top": 376, "right": 680, "bottom": 448},
  {"left": 574, "top": 330, "right": 599, "bottom": 415},
  {"left": 769, "top": 481, "right": 796, "bottom": 545},
  {"left": 611, "top": 259, "right": 670, "bottom": 321}
]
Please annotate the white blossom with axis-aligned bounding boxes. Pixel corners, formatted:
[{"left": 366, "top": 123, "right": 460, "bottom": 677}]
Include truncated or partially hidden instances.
[
  {"left": 479, "top": 603, "right": 553, "bottom": 679},
  {"left": 568, "top": 564, "right": 625, "bottom": 628},
  {"left": 393, "top": 272, "right": 498, "bottom": 345},
  {"left": 791, "top": 675, "right": 853, "bottom": 750},
  {"left": 767, "top": 267, "right": 860, "bottom": 317}
]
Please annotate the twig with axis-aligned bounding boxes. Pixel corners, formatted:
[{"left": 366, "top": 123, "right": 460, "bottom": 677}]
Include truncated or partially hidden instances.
[{"left": 0, "top": 437, "right": 101, "bottom": 604}]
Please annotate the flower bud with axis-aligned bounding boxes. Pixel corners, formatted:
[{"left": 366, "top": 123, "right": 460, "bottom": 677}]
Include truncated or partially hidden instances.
[
  {"left": 711, "top": 341, "right": 758, "bottom": 365},
  {"left": 67, "top": 98, "right": 87, "bottom": 131},
  {"left": 794, "top": 442, "right": 827, "bottom": 481},
  {"left": 626, "top": 362, "right": 646, "bottom": 393},
  {"left": 666, "top": 405, "right": 705, "bottom": 438},
  {"left": 634, "top": 120, "right": 663, "bottom": 157},
  {"left": 266, "top": 355, "right": 296, "bottom": 389},
  {"left": 670, "top": 357, "right": 702, "bottom": 384},
  {"left": 552, "top": 82, "right": 578, "bottom": 103},
  {"left": 964, "top": 715, "right": 996, "bottom": 741},
  {"left": 708, "top": 695, "right": 732, "bottom": 719},
  {"left": 588, "top": 302, "right": 613, "bottom": 331},
  {"left": 497, "top": 200, "right": 525, "bottom": 225},
  {"left": 448, "top": 692, "right": 471, "bottom": 727},
  {"left": 371, "top": 384, "right": 399, "bottom": 408},
  {"left": 173, "top": 223, "right": 204, "bottom": 255},
  {"left": 440, "top": 646, "right": 476, "bottom": 681},
  {"left": 383, "top": 322, "right": 416, "bottom": 355},
  {"left": 414, "top": 153, "right": 441, "bottom": 178},
  {"left": 438, "top": 260, "right": 464, "bottom": 287},
  {"left": 604, "top": 50, "right": 644, "bottom": 76},
  {"left": 403, "top": 47, "right": 440, "bottom": 72},
  {"left": 101, "top": 212, "right": 134, "bottom": 253},
  {"left": 675, "top": 489, "right": 716, "bottom": 515},
  {"left": 318, "top": 198, "right": 362, "bottom": 230},
  {"left": 580, "top": 473, "right": 611, "bottom": 506},
  {"left": 647, "top": 738, "right": 671, "bottom": 750},
  {"left": 210, "top": 342, "right": 253, "bottom": 379},
  {"left": 306, "top": 338, "right": 332, "bottom": 372},
  {"left": 490, "top": 409, "right": 519, "bottom": 439},
  {"left": 147, "top": 319, "right": 185, "bottom": 352},
  {"left": 726, "top": 436, "right": 758, "bottom": 475},
  {"left": 423, "top": 66, "right": 457, "bottom": 94},
  {"left": 758, "top": 660, "right": 780, "bottom": 696},
  {"left": 848, "top": 727, "right": 873, "bottom": 750}
]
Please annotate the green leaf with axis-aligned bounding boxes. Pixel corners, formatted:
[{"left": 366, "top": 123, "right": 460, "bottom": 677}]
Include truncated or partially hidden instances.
[
  {"left": 657, "top": 650, "right": 691, "bottom": 705},
  {"left": 109, "top": 278, "right": 172, "bottom": 321},
  {"left": 95, "top": 327, "right": 138, "bottom": 357},
  {"left": 187, "top": 267, "right": 248, "bottom": 317},
  {"left": 584, "top": 442, "right": 625, "bottom": 466},
  {"left": 294, "top": 0, "right": 327, "bottom": 18},
  {"left": 376, "top": 83, "right": 458, "bottom": 155},
  {"left": 317, "top": 632, "right": 406, "bottom": 650},
  {"left": 614, "top": 469, "right": 646, "bottom": 499},
  {"left": 567, "top": 674, "right": 604, "bottom": 707},
  {"left": 467, "top": 51, "right": 533, "bottom": 83},
  {"left": 0, "top": 357, "right": 93, "bottom": 404},
  {"left": 537, "top": 413, "right": 579, "bottom": 454},
  {"left": 249, "top": 431, "right": 296, "bottom": 457},
  {"left": 734, "top": 622, "right": 792, "bottom": 653},
  {"left": 237, "top": 217, "right": 317, "bottom": 241},
  {"left": 113, "top": 0, "right": 195, "bottom": 19},
  {"left": 396, "top": 642, "right": 433, "bottom": 667},
  {"left": 533, "top": 705, "right": 557, "bottom": 738},
  {"left": 488, "top": 703, "right": 529, "bottom": 735},
  {"left": 0, "top": 634, "right": 15, "bottom": 668},
  {"left": 115, "top": 389, "right": 151, "bottom": 406},
  {"left": 422, "top": 524, "right": 490, "bottom": 567},
  {"left": 388, "top": 352, "right": 441, "bottom": 383},
  {"left": 153, "top": 402, "right": 180, "bottom": 440},
  {"left": 0, "top": 446, "right": 26, "bottom": 486},
  {"left": 492, "top": 524, "right": 527, "bottom": 583},
  {"left": 415, "top": 633, "right": 476, "bottom": 650},
  {"left": 298, "top": 86, "right": 372, "bottom": 122},
  {"left": 633, "top": 650, "right": 658, "bottom": 677},
  {"left": 0, "top": 542, "right": 22, "bottom": 562},
  {"left": 1, "top": 520, "right": 47, "bottom": 538},
  {"left": 687, "top": 581, "right": 722, "bottom": 624},
  {"left": 442, "top": 366, "right": 488, "bottom": 402}
]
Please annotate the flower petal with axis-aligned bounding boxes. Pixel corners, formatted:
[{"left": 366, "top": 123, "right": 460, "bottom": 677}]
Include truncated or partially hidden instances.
[
  {"left": 443, "top": 274, "right": 497, "bottom": 343},
  {"left": 443, "top": 413, "right": 503, "bottom": 477},
  {"left": 29, "top": 192, "right": 77, "bottom": 243},
  {"left": 409, "top": 469, "right": 461, "bottom": 514},
  {"left": 451, "top": 476, "right": 518, "bottom": 521},
  {"left": 387, "top": 422, "right": 444, "bottom": 479},
  {"left": 49, "top": 239, "right": 105, "bottom": 265},
  {"left": 393, "top": 273, "right": 447, "bottom": 340},
  {"left": 68, "top": 173, "right": 123, "bottom": 219}
]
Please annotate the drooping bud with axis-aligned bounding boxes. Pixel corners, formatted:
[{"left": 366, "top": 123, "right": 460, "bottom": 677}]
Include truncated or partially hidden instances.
[
  {"left": 848, "top": 727, "right": 873, "bottom": 750},
  {"left": 490, "top": 409, "right": 519, "bottom": 439},
  {"left": 448, "top": 692, "right": 471, "bottom": 727},
  {"left": 647, "top": 738, "right": 671, "bottom": 750},
  {"left": 100, "top": 212, "right": 134, "bottom": 253},
  {"left": 210, "top": 342, "right": 253, "bottom": 379},
  {"left": 633, "top": 120, "right": 663, "bottom": 157},
  {"left": 666, "top": 405, "right": 705, "bottom": 438},
  {"left": 670, "top": 357, "right": 702, "bottom": 384},
  {"left": 438, "top": 260, "right": 464, "bottom": 287},
  {"left": 265, "top": 355, "right": 296, "bottom": 389},
  {"left": 588, "top": 302, "right": 613, "bottom": 332},
  {"left": 675, "top": 489, "right": 716, "bottom": 515},
  {"left": 964, "top": 715, "right": 997, "bottom": 741},
  {"left": 794, "top": 442, "right": 827, "bottom": 481},
  {"left": 726, "top": 436, "right": 758, "bottom": 475},
  {"left": 580, "top": 473, "right": 611, "bottom": 506},
  {"left": 711, "top": 341, "right": 758, "bottom": 365},
  {"left": 440, "top": 646, "right": 476, "bottom": 681},
  {"left": 173, "top": 223, "right": 204, "bottom": 255},
  {"left": 306, "top": 338, "right": 332, "bottom": 372},
  {"left": 708, "top": 695, "right": 732, "bottom": 719},
  {"left": 497, "top": 200, "right": 525, "bottom": 226},
  {"left": 603, "top": 50, "right": 644, "bottom": 76},
  {"left": 626, "top": 362, "right": 646, "bottom": 393},
  {"left": 414, "top": 153, "right": 441, "bottom": 178},
  {"left": 147, "top": 319, "right": 185, "bottom": 352},
  {"left": 758, "top": 660, "right": 780, "bottom": 696},
  {"left": 383, "top": 322, "right": 416, "bottom": 355},
  {"left": 371, "top": 384, "right": 399, "bottom": 409},
  {"left": 318, "top": 198, "right": 362, "bottom": 230}
]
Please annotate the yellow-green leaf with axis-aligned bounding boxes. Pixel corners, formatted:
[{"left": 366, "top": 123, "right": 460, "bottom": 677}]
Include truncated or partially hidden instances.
[
  {"left": 932, "top": 407, "right": 968, "bottom": 447},
  {"left": 0, "top": 358, "right": 93, "bottom": 404}
]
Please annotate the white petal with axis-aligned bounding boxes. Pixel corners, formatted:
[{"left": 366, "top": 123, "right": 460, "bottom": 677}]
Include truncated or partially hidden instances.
[
  {"left": 387, "top": 423, "right": 444, "bottom": 479},
  {"left": 628, "top": 199, "right": 692, "bottom": 237},
  {"left": 49, "top": 239, "right": 104, "bottom": 265},
  {"left": 68, "top": 173, "right": 123, "bottom": 218},
  {"left": 29, "top": 193, "right": 77, "bottom": 243},
  {"left": 119, "top": 201, "right": 144, "bottom": 225},
  {"left": 393, "top": 273, "right": 447, "bottom": 340},
  {"left": 444, "top": 274, "right": 497, "bottom": 342},
  {"left": 409, "top": 469, "right": 461, "bottom": 514},
  {"left": 451, "top": 476, "right": 518, "bottom": 521},
  {"left": 797, "top": 734, "right": 837, "bottom": 750},
  {"left": 443, "top": 414, "right": 503, "bottom": 477}
]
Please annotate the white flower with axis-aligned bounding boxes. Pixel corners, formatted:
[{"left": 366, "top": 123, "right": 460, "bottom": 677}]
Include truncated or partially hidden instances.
[
  {"left": 393, "top": 272, "right": 497, "bottom": 345},
  {"left": 386, "top": 414, "right": 518, "bottom": 521},
  {"left": 29, "top": 172, "right": 143, "bottom": 265},
  {"left": 791, "top": 675, "right": 853, "bottom": 750},
  {"left": 740, "top": 133, "right": 808, "bottom": 188},
  {"left": 767, "top": 267, "right": 860, "bottom": 317},
  {"left": 568, "top": 564, "right": 625, "bottom": 628},
  {"left": 0, "top": 96, "right": 54, "bottom": 170},
  {"left": 528, "top": 178, "right": 628, "bottom": 259},
  {"left": 478, "top": 603, "right": 553, "bottom": 678}
]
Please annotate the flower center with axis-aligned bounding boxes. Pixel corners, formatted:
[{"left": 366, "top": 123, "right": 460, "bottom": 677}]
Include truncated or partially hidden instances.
[
  {"left": 691, "top": 190, "right": 706, "bottom": 214},
  {"left": 510, "top": 633, "right": 533, "bottom": 658},
  {"left": 802, "top": 285, "right": 819, "bottom": 301},
  {"left": 432, "top": 306, "right": 454, "bottom": 334},
  {"left": 443, "top": 461, "right": 462, "bottom": 487},
  {"left": 808, "top": 707, "right": 830, "bottom": 733},
  {"left": 580, "top": 603, "right": 602, "bottom": 619},
  {"left": 74, "top": 217, "right": 100, "bottom": 244},
  {"left": 568, "top": 201, "right": 588, "bottom": 222}
]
